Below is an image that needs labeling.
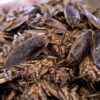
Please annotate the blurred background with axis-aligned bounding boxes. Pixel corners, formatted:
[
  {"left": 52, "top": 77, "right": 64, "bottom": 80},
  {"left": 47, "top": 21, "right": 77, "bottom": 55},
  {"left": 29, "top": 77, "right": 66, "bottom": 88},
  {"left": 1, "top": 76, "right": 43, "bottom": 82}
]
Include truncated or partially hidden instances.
[{"left": 0, "top": 0, "right": 100, "bottom": 12}]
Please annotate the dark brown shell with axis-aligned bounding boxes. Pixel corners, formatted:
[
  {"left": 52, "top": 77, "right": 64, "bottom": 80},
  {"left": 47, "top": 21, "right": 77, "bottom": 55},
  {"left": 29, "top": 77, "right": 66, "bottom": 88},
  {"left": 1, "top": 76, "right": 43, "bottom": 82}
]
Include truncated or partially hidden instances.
[
  {"left": 3, "top": 34, "right": 50, "bottom": 67},
  {"left": 5, "top": 18, "right": 27, "bottom": 32},
  {"left": 64, "top": 2, "right": 81, "bottom": 28},
  {"left": 66, "top": 30, "right": 92, "bottom": 66},
  {"left": 91, "top": 31, "right": 100, "bottom": 69},
  {"left": 78, "top": 5, "right": 100, "bottom": 30}
]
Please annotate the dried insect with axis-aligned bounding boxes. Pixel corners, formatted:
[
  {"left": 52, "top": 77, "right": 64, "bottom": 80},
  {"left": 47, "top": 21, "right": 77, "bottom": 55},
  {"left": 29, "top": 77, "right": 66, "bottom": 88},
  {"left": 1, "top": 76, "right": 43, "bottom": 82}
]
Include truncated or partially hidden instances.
[
  {"left": 12, "top": 30, "right": 47, "bottom": 48},
  {"left": 91, "top": 31, "right": 100, "bottom": 69},
  {"left": 42, "top": 17, "right": 67, "bottom": 30},
  {"left": 78, "top": 5, "right": 100, "bottom": 30},
  {"left": 3, "top": 34, "right": 50, "bottom": 67},
  {"left": 66, "top": 30, "right": 92, "bottom": 66},
  {"left": 80, "top": 55, "right": 100, "bottom": 83},
  {"left": 64, "top": 2, "right": 81, "bottom": 28},
  {"left": 5, "top": 18, "right": 27, "bottom": 32}
]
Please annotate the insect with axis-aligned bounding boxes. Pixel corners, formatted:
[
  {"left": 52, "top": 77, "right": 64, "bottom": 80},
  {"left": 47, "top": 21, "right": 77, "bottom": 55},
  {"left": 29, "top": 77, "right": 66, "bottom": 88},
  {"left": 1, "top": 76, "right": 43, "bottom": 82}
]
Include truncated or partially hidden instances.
[
  {"left": 78, "top": 5, "right": 100, "bottom": 30},
  {"left": 91, "top": 31, "right": 100, "bottom": 69},
  {"left": 3, "top": 34, "right": 50, "bottom": 67},
  {"left": 64, "top": 2, "right": 81, "bottom": 28},
  {"left": 66, "top": 30, "right": 92, "bottom": 66},
  {"left": 80, "top": 55, "right": 100, "bottom": 83}
]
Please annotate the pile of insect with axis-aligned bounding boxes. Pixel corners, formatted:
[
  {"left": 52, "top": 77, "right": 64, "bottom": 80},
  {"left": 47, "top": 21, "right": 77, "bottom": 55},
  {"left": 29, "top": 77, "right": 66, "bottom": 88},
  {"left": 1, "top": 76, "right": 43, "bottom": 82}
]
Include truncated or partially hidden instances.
[{"left": 0, "top": 0, "right": 100, "bottom": 100}]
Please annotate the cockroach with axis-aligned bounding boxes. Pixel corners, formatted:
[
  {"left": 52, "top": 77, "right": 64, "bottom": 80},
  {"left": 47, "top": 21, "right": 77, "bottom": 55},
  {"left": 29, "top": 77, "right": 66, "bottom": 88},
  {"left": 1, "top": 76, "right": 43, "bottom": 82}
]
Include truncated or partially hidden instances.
[
  {"left": 3, "top": 34, "right": 50, "bottom": 67},
  {"left": 64, "top": 2, "right": 81, "bottom": 28},
  {"left": 78, "top": 5, "right": 100, "bottom": 30},
  {"left": 66, "top": 30, "right": 92, "bottom": 66},
  {"left": 91, "top": 31, "right": 100, "bottom": 69}
]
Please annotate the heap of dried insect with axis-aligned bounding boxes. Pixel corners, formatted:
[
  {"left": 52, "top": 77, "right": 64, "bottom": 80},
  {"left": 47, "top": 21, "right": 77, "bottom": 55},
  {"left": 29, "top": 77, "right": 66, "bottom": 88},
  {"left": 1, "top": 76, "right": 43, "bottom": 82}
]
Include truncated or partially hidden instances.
[{"left": 0, "top": 0, "right": 100, "bottom": 100}]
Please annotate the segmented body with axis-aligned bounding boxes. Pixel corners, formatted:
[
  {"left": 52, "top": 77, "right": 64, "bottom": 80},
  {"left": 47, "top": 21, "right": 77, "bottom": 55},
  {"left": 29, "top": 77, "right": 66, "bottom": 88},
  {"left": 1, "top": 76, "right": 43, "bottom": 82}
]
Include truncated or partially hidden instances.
[{"left": 80, "top": 55, "right": 100, "bottom": 83}]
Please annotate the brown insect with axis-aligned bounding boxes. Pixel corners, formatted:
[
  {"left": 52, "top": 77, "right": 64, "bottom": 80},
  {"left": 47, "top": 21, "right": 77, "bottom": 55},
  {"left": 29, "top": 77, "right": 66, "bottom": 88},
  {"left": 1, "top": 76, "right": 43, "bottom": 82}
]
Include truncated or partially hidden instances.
[
  {"left": 91, "top": 31, "right": 100, "bottom": 69},
  {"left": 80, "top": 55, "right": 100, "bottom": 83},
  {"left": 64, "top": 2, "right": 81, "bottom": 28},
  {"left": 66, "top": 30, "right": 92, "bottom": 66},
  {"left": 78, "top": 5, "right": 100, "bottom": 30},
  {"left": 3, "top": 34, "right": 50, "bottom": 67},
  {"left": 5, "top": 18, "right": 27, "bottom": 32}
]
